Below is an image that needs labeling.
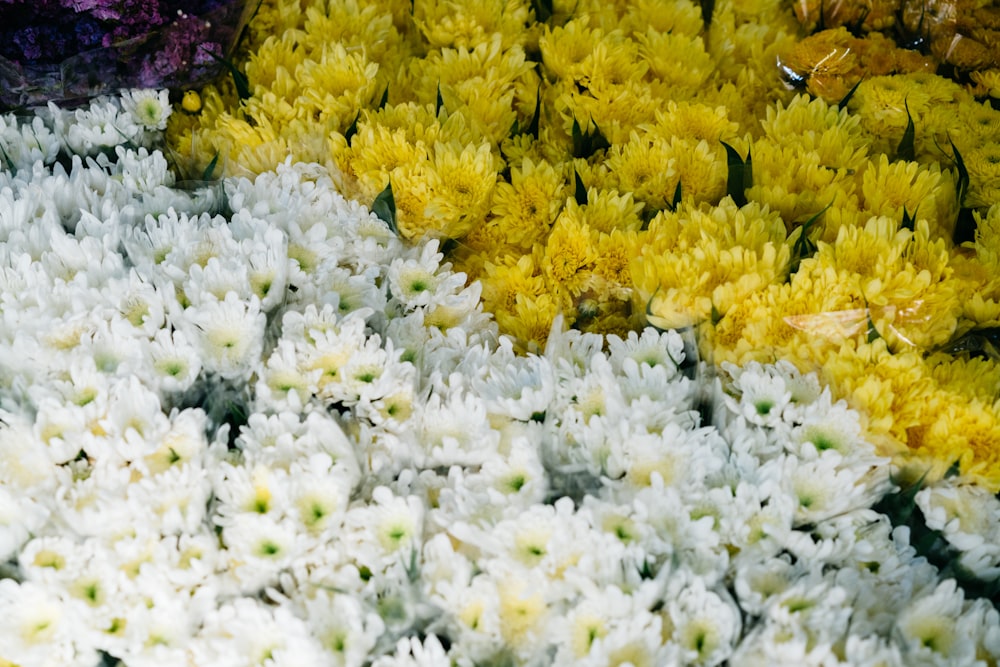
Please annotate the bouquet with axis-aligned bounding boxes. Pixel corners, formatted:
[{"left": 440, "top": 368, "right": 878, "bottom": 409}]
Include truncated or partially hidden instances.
[{"left": 0, "top": 0, "right": 253, "bottom": 109}]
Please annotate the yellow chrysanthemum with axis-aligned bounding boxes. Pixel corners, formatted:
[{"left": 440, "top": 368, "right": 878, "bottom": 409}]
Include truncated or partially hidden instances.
[
  {"left": 760, "top": 94, "right": 868, "bottom": 170},
  {"left": 303, "top": 0, "right": 400, "bottom": 63},
  {"left": 850, "top": 75, "right": 932, "bottom": 155},
  {"left": 604, "top": 133, "right": 677, "bottom": 210},
  {"left": 489, "top": 158, "right": 567, "bottom": 250},
  {"left": 539, "top": 17, "right": 606, "bottom": 81},
  {"left": 542, "top": 210, "right": 598, "bottom": 295},
  {"left": 294, "top": 43, "right": 381, "bottom": 129},
  {"left": 963, "top": 142, "right": 1000, "bottom": 208},
  {"left": 860, "top": 155, "right": 958, "bottom": 238},
  {"left": 637, "top": 29, "right": 714, "bottom": 96},
  {"left": 481, "top": 254, "right": 548, "bottom": 315},
  {"left": 562, "top": 187, "right": 644, "bottom": 235},
  {"left": 336, "top": 122, "right": 429, "bottom": 202},
  {"left": 412, "top": 0, "right": 530, "bottom": 49},
  {"left": 423, "top": 140, "right": 499, "bottom": 239},
  {"left": 648, "top": 101, "right": 740, "bottom": 145},
  {"left": 621, "top": 0, "right": 702, "bottom": 37}
]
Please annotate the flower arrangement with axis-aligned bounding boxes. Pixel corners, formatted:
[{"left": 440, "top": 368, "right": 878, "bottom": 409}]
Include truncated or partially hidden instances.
[
  {"left": 0, "top": 0, "right": 253, "bottom": 109},
  {"left": 4, "top": 91, "right": 1000, "bottom": 666},
  {"left": 168, "top": 0, "right": 1000, "bottom": 489}
]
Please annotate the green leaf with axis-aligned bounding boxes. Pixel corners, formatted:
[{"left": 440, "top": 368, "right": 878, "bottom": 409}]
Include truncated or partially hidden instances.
[
  {"left": 944, "top": 459, "right": 962, "bottom": 478},
  {"left": 949, "top": 139, "right": 977, "bottom": 244},
  {"left": 372, "top": 180, "right": 397, "bottom": 235},
  {"left": 721, "top": 141, "right": 751, "bottom": 206},
  {"left": 571, "top": 117, "right": 611, "bottom": 159},
  {"left": 200, "top": 48, "right": 251, "bottom": 101},
  {"left": 954, "top": 207, "right": 977, "bottom": 245},
  {"left": 897, "top": 99, "right": 915, "bottom": 162},
  {"left": 574, "top": 170, "right": 588, "bottom": 206},
  {"left": 951, "top": 139, "right": 970, "bottom": 204},
  {"left": 837, "top": 77, "right": 864, "bottom": 108},
  {"left": 344, "top": 111, "right": 360, "bottom": 144},
  {"left": 436, "top": 82, "right": 444, "bottom": 116},
  {"left": 378, "top": 86, "right": 389, "bottom": 110},
  {"left": 866, "top": 310, "right": 882, "bottom": 343},
  {"left": 699, "top": 0, "right": 715, "bottom": 26},
  {"left": 201, "top": 152, "right": 220, "bottom": 181},
  {"left": 670, "top": 180, "right": 682, "bottom": 211},
  {"left": 526, "top": 86, "right": 541, "bottom": 139},
  {"left": 901, "top": 206, "right": 916, "bottom": 231},
  {"left": 789, "top": 201, "right": 831, "bottom": 275}
]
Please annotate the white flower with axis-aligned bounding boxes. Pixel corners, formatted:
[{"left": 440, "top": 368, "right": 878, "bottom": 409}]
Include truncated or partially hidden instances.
[
  {"left": 193, "top": 597, "right": 328, "bottom": 667},
  {"left": 141, "top": 328, "right": 203, "bottom": 394},
  {"left": 371, "top": 634, "right": 451, "bottom": 667},
  {"left": 219, "top": 513, "right": 303, "bottom": 593},
  {"left": 299, "top": 589, "right": 385, "bottom": 667},
  {"left": 119, "top": 89, "right": 172, "bottom": 133},
  {"left": 180, "top": 292, "right": 265, "bottom": 380},
  {"left": 0, "top": 580, "right": 84, "bottom": 667},
  {"left": 722, "top": 361, "right": 793, "bottom": 428},
  {"left": 916, "top": 480, "right": 1000, "bottom": 554},
  {"left": 894, "top": 579, "right": 978, "bottom": 666},
  {"left": 667, "top": 578, "right": 741, "bottom": 666}
]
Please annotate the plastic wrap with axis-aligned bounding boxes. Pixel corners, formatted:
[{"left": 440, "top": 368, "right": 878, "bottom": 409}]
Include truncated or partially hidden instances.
[
  {"left": 0, "top": 0, "right": 254, "bottom": 110},
  {"left": 784, "top": 1, "right": 1000, "bottom": 102}
]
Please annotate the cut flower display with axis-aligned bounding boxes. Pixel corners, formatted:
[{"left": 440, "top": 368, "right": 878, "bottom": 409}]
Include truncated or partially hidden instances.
[
  {"left": 171, "top": 0, "right": 1000, "bottom": 487},
  {"left": 3, "top": 90, "right": 1000, "bottom": 666},
  {"left": 3, "top": 0, "right": 1000, "bottom": 663}
]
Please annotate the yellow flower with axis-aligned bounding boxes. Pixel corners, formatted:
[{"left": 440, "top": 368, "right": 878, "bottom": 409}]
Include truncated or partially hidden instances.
[
  {"left": 303, "top": 0, "right": 400, "bottom": 63},
  {"left": 851, "top": 75, "right": 932, "bottom": 155},
  {"left": 337, "top": 122, "right": 429, "bottom": 202},
  {"left": 956, "top": 98, "right": 1000, "bottom": 142},
  {"left": 760, "top": 94, "right": 868, "bottom": 172},
  {"left": 481, "top": 254, "right": 548, "bottom": 315},
  {"left": 498, "top": 292, "right": 562, "bottom": 353},
  {"left": 539, "top": 18, "right": 606, "bottom": 81},
  {"left": 593, "top": 228, "right": 641, "bottom": 298},
  {"left": 295, "top": 43, "right": 381, "bottom": 129},
  {"left": 562, "top": 187, "right": 644, "bottom": 235},
  {"left": 489, "top": 158, "right": 567, "bottom": 250},
  {"left": 542, "top": 210, "right": 598, "bottom": 295},
  {"left": 604, "top": 132, "right": 677, "bottom": 210},
  {"left": 860, "top": 155, "right": 958, "bottom": 239},
  {"left": 648, "top": 101, "right": 740, "bottom": 145},
  {"left": 920, "top": 400, "right": 1000, "bottom": 492},
  {"left": 621, "top": 0, "right": 703, "bottom": 37},
  {"left": 245, "top": 33, "right": 305, "bottom": 97},
  {"left": 637, "top": 29, "right": 714, "bottom": 96},
  {"left": 423, "top": 140, "right": 499, "bottom": 239},
  {"left": 412, "top": 0, "right": 530, "bottom": 49},
  {"left": 963, "top": 142, "right": 1000, "bottom": 208},
  {"left": 663, "top": 137, "right": 728, "bottom": 205},
  {"left": 971, "top": 69, "right": 1000, "bottom": 99}
]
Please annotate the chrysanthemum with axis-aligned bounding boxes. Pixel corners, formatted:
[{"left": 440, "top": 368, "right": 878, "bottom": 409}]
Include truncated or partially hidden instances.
[
  {"left": 488, "top": 158, "right": 566, "bottom": 250},
  {"left": 604, "top": 133, "right": 678, "bottom": 210}
]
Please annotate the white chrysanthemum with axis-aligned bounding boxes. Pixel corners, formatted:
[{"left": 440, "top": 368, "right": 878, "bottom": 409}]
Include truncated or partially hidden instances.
[
  {"left": 371, "top": 634, "right": 451, "bottom": 667},
  {"left": 472, "top": 337, "right": 555, "bottom": 422},
  {"left": 894, "top": 579, "right": 978, "bottom": 665},
  {"left": 180, "top": 292, "right": 266, "bottom": 380},
  {"left": 418, "top": 386, "right": 499, "bottom": 468},
  {"left": 299, "top": 589, "right": 385, "bottom": 667},
  {"left": 916, "top": 480, "right": 1000, "bottom": 554},
  {"left": 63, "top": 97, "right": 138, "bottom": 155},
  {"left": 115, "top": 145, "right": 175, "bottom": 193},
  {"left": 219, "top": 513, "right": 303, "bottom": 592},
  {"left": 194, "top": 597, "right": 328, "bottom": 667},
  {"left": 606, "top": 327, "right": 686, "bottom": 377},
  {"left": 667, "top": 578, "right": 742, "bottom": 667},
  {"left": 142, "top": 327, "right": 203, "bottom": 394},
  {"left": 722, "top": 361, "right": 793, "bottom": 428},
  {"left": 0, "top": 579, "right": 83, "bottom": 666},
  {"left": 769, "top": 452, "right": 891, "bottom": 527},
  {"left": 120, "top": 89, "right": 172, "bottom": 132}
]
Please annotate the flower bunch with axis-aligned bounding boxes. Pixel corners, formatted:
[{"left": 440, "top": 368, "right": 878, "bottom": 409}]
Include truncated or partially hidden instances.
[
  {"left": 0, "top": 0, "right": 251, "bottom": 109},
  {"left": 168, "top": 0, "right": 1000, "bottom": 484},
  {"left": 6, "top": 98, "right": 1000, "bottom": 664}
]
